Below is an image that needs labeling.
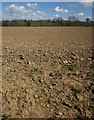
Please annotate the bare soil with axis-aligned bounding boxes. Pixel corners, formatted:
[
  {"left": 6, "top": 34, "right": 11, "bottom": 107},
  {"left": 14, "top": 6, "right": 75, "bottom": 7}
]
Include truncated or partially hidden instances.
[{"left": 2, "top": 27, "right": 94, "bottom": 118}]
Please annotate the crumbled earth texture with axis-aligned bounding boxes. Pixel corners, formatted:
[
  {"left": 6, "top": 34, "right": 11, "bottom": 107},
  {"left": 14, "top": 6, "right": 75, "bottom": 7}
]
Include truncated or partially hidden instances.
[
  {"left": 0, "top": 27, "right": 2, "bottom": 117},
  {"left": 2, "top": 27, "right": 94, "bottom": 118}
]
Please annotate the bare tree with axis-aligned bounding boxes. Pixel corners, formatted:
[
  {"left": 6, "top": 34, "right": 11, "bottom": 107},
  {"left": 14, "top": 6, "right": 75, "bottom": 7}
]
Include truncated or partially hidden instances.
[{"left": 86, "top": 18, "right": 90, "bottom": 23}]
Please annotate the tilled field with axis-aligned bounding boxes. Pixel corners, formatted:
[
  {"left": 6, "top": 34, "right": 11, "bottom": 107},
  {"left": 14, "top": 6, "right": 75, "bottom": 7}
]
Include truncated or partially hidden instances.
[{"left": 2, "top": 27, "right": 94, "bottom": 118}]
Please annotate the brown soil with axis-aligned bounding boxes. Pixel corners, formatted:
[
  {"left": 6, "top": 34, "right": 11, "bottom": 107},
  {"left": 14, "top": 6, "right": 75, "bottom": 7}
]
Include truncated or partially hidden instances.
[{"left": 2, "top": 27, "right": 94, "bottom": 118}]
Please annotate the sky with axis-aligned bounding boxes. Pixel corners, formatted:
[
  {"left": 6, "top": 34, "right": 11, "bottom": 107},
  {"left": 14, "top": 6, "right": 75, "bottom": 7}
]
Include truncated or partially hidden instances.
[
  {"left": 0, "top": 1, "right": 93, "bottom": 21},
  {"left": 0, "top": 0, "right": 93, "bottom": 2}
]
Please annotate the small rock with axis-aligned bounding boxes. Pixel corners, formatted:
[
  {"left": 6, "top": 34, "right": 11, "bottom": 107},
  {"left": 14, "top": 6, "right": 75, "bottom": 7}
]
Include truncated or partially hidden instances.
[
  {"left": 86, "top": 110, "right": 92, "bottom": 118},
  {"left": 19, "top": 55, "right": 24, "bottom": 60},
  {"left": 17, "top": 60, "right": 22, "bottom": 64},
  {"left": 43, "top": 53, "right": 46, "bottom": 57},
  {"left": 72, "top": 71, "right": 79, "bottom": 76},
  {"left": 80, "top": 58, "right": 84, "bottom": 61},
  {"left": 62, "top": 101, "right": 71, "bottom": 108},
  {"left": 58, "top": 112, "right": 63, "bottom": 116},
  {"left": 49, "top": 85, "right": 53, "bottom": 89},
  {"left": 6, "top": 49, "right": 9, "bottom": 52},
  {"left": 14, "top": 58, "right": 17, "bottom": 62},
  {"left": 10, "top": 51, "right": 13, "bottom": 54},
  {"left": 49, "top": 72, "right": 54, "bottom": 77},
  {"left": 52, "top": 83, "right": 57, "bottom": 86},
  {"left": 39, "top": 79, "right": 43, "bottom": 83},
  {"left": 63, "top": 60, "right": 68, "bottom": 64},
  {"left": 0, "top": 54, "right": 3, "bottom": 57},
  {"left": 5, "top": 47, "right": 8, "bottom": 49},
  {"left": 27, "top": 61, "right": 31, "bottom": 65},
  {"left": 44, "top": 89, "right": 48, "bottom": 94},
  {"left": 88, "top": 58, "right": 92, "bottom": 61},
  {"left": 33, "top": 94, "right": 38, "bottom": 99},
  {"left": 58, "top": 56, "right": 62, "bottom": 60},
  {"left": 75, "top": 71, "right": 79, "bottom": 75},
  {"left": 71, "top": 55, "right": 77, "bottom": 60},
  {"left": 46, "top": 104, "right": 50, "bottom": 108}
]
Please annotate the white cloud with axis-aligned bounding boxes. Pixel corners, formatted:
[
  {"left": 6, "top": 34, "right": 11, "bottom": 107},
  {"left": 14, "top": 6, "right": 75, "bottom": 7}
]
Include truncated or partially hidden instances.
[
  {"left": 54, "top": 6, "right": 68, "bottom": 13},
  {"left": 78, "top": 12, "right": 84, "bottom": 16},
  {"left": 64, "top": 9, "right": 68, "bottom": 12},
  {"left": 86, "top": 16, "right": 92, "bottom": 20},
  {"left": 26, "top": 3, "right": 38, "bottom": 8},
  {"left": 51, "top": 14, "right": 60, "bottom": 20},
  {"left": 8, "top": 4, "right": 30, "bottom": 13},
  {"left": 81, "top": 0, "right": 92, "bottom": 7},
  {"left": 54, "top": 15, "right": 60, "bottom": 18},
  {"left": 36, "top": 10, "right": 44, "bottom": 16},
  {"left": 6, "top": 3, "right": 44, "bottom": 20},
  {"left": 32, "top": 11, "right": 44, "bottom": 20}
]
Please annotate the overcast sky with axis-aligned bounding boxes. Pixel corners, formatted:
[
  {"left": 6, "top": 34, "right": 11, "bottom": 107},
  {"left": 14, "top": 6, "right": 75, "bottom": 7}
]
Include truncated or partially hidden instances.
[{"left": 1, "top": 0, "right": 93, "bottom": 21}]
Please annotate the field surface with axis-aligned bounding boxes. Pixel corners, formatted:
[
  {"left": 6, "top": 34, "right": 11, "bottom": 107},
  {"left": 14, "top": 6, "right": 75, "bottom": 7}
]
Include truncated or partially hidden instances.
[{"left": 2, "top": 27, "right": 94, "bottom": 118}]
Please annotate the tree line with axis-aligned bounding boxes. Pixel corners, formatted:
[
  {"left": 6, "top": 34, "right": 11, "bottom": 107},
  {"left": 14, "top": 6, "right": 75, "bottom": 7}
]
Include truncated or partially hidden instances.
[{"left": 0, "top": 17, "right": 94, "bottom": 27}]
